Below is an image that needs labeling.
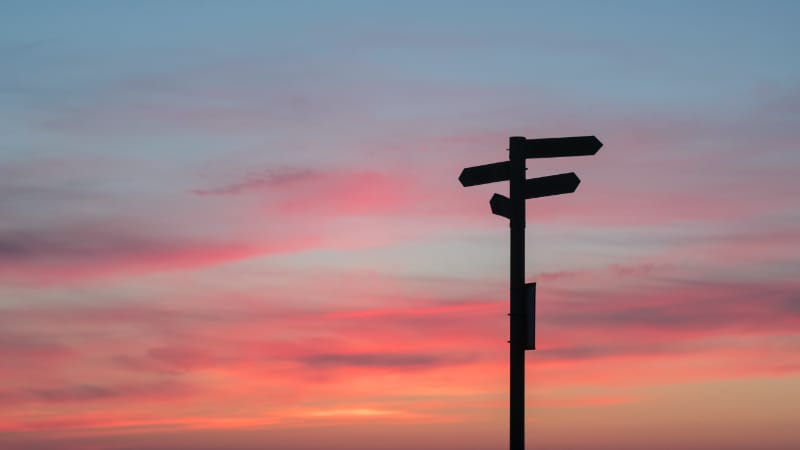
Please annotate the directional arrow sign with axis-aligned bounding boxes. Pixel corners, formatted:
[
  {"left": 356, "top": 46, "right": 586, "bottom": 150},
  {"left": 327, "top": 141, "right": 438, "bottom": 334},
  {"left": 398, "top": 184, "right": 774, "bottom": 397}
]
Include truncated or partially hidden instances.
[
  {"left": 524, "top": 172, "right": 581, "bottom": 199},
  {"left": 490, "top": 193, "right": 511, "bottom": 219},
  {"left": 520, "top": 136, "right": 602, "bottom": 159},
  {"left": 459, "top": 161, "right": 510, "bottom": 187}
]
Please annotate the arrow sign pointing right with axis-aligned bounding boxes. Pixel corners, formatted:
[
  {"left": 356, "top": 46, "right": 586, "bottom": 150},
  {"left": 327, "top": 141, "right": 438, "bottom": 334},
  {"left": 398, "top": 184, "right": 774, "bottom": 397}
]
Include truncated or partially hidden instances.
[
  {"left": 521, "top": 136, "right": 602, "bottom": 159},
  {"left": 524, "top": 172, "right": 581, "bottom": 199},
  {"left": 459, "top": 161, "right": 511, "bottom": 187}
]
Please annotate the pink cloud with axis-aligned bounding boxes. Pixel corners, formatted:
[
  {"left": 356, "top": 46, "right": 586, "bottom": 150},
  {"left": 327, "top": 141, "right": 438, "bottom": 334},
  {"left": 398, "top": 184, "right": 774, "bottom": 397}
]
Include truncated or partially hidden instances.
[
  {"left": 197, "top": 167, "right": 420, "bottom": 216},
  {"left": 0, "top": 381, "right": 193, "bottom": 407},
  {"left": 193, "top": 166, "right": 438, "bottom": 218},
  {"left": 0, "top": 223, "right": 322, "bottom": 284}
]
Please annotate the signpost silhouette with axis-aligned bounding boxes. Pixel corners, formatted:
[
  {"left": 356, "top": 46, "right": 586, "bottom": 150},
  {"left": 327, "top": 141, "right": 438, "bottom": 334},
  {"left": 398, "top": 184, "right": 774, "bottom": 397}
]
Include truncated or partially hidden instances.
[{"left": 459, "top": 135, "right": 602, "bottom": 450}]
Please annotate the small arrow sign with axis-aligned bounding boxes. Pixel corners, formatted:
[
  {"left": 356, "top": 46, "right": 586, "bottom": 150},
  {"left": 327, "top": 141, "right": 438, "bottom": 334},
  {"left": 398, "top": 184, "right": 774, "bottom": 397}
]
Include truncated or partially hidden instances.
[
  {"left": 490, "top": 193, "right": 511, "bottom": 219},
  {"left": 524, "top": 172, "right": 580, "bottom": 199},
  {"left": 459, "top": 161, "right": 510, "bottom": 187},
  {"left": 519, "top": 136, "right": 602, "bottom": 159}
]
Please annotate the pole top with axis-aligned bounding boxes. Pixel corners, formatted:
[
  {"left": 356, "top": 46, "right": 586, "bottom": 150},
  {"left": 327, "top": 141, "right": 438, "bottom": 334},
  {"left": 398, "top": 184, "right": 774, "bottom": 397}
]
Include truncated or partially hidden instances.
[
  {"left": 509, "top": 136, "right": 527, "bottom": 147},
  {"left": 509, "top": 136, "right": 527, "bottom": 158}
]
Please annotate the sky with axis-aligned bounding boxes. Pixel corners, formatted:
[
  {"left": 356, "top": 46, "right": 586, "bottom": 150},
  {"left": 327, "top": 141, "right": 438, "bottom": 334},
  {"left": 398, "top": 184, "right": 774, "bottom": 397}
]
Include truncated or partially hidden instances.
[{"left": 1, "top": 1, "right": 799, "bottom": 449}]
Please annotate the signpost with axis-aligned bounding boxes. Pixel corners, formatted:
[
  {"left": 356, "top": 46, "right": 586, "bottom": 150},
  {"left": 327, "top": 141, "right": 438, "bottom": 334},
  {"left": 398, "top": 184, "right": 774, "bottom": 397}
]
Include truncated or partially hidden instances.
[{"left": 458, "top": 135, "right": 602, "bottom": 450}]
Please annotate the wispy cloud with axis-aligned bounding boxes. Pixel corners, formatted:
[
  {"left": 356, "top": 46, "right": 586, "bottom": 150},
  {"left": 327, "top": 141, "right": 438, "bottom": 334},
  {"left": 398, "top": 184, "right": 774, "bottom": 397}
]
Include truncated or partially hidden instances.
[
  {"left": 0, "top": 381, "right": 192, "bottom": 406},
  {"left": 0, "top": 224, "right": 269, "bottom": 283},
  {"left": 193, "top": 167, "right": 317, "bottom": 196}
]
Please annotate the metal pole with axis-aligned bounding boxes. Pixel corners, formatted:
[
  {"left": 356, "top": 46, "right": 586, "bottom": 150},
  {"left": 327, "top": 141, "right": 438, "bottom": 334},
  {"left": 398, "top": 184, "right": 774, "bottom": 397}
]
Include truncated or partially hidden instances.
[{"left": 509, "top": 136, "right": 526, "bottom": 450}]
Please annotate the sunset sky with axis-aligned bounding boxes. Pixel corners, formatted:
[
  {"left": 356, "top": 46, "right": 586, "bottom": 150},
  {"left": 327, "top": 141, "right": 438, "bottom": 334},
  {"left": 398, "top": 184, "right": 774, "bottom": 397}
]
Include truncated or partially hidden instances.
[{"left": 2, "top": 2, "right": 799, "bottom": 449}]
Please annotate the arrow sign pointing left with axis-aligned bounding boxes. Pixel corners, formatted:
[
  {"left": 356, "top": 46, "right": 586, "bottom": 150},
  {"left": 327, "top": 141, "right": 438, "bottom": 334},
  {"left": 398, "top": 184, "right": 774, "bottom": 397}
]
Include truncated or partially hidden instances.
[
  {"left": 524, "top": 172, "right": 581, "bottom": 199},
  {"left": 459, "top": 161, "right": 511, "bottom": 187},
  {"left": 490, "top": 193, "right": 511, "bottom": 219}
]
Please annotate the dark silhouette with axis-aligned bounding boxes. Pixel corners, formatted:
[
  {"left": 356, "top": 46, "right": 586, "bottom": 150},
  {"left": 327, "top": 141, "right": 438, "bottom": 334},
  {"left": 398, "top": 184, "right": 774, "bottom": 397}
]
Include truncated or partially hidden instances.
[{"left": 458, "top": 135, "right": 602, "bottom": 450}]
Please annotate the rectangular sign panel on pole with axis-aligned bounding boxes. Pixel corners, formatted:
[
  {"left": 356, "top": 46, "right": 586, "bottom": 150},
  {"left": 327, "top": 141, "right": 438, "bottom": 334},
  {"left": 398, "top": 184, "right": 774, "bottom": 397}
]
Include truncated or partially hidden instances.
[{"left": 525, "top": 283, "right": 536, "bottom": 351}]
